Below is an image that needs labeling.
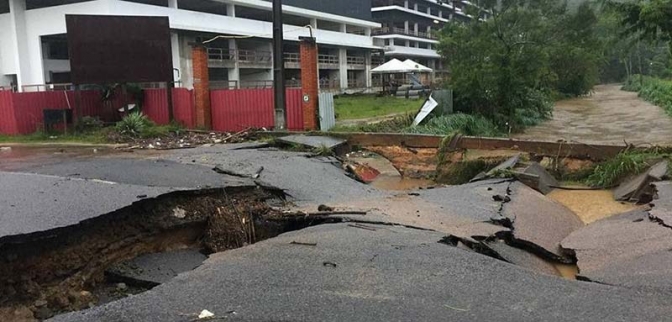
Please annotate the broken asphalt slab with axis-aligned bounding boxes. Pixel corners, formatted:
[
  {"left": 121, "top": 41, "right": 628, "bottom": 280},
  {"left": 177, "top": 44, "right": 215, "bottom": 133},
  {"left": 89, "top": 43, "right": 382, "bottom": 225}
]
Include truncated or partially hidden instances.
[
  {"left": 562, "top": 209, "right": 672, "bottom": 290},
  {"left": 277, "top": 135, "right": 346, "bottom": 150},
  {"left": 613, "top": 161, "right": 668, "bottom": 202},
  {"left": 164, "top": 144, "right": 384, "bottom": 205},
  {"left": 106, "top": 249, "right": 208, "bottom": 287},
  {"left": 650, "top": 181, "right": 672, "bottom": 226},
  {"left": 51, "top": 223, "right": 672, "bottom": 322},
  {"left": 0, "top": 171, "right": 175, "bottom": 237},
  {"left": 500, "top": 182, "right": 583, "bottom": 262},
  {"left": 10, "top": 157, "right": 249, "bottom": 188},
  {"left": 519, "top": 162, "right": 559, "bottom": 195},
  {"left": 470, "top": 153, "right": 520, "bottom": 182}
]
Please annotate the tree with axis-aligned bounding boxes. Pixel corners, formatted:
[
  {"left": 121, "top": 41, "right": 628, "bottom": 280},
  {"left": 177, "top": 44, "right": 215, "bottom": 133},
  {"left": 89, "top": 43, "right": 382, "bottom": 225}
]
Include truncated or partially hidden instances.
[{"left": 437, "top": 0, "right": 602, "bottom": 130}]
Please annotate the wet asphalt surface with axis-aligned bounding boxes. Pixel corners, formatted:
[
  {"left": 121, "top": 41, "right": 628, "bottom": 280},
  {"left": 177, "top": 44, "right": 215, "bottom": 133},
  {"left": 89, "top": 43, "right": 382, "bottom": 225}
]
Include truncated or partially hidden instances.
[{"left": 3, "top": 144, "right": 672, "bottom": 321}]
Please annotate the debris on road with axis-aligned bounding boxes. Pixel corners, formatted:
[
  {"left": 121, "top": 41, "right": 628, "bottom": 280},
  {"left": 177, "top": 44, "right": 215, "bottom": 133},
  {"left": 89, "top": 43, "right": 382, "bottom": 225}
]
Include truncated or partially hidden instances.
[
  {"left": 112, "top": 129, "right": 255, "bottom": 150},
  {"left": 344, "top": 161, "right": 381, "bottom": 183},
  {"left": 198, "top": 310, "right": 215, "bottom": 319},
  {"left": 613, "top": 160, "right": 668, "bottom": 203}
]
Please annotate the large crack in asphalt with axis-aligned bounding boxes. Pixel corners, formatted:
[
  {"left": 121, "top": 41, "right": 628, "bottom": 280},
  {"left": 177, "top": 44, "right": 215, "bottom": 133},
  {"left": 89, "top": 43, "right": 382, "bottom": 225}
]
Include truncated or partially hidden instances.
[
  {"left": 443, "top": 180, "right": 583, "bottom": 277},
  {"left": 0, "top": 185, "right": 347, "bottom": 320}
]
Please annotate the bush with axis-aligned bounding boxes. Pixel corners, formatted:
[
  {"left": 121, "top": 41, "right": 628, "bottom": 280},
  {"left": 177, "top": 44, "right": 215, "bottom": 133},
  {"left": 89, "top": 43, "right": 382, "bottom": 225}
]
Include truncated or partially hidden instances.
[
  {"left": 586, "top": 150, "right": 671, "bottom": 187},
  {"left": 404, "top": 113, "right": 503, "bottom": 137},
  {"left": 623, "top": 75, "right": 672, "bottom": 115},
  {"left": 115, "top": 112, "right": 153, "bottom": 136}
]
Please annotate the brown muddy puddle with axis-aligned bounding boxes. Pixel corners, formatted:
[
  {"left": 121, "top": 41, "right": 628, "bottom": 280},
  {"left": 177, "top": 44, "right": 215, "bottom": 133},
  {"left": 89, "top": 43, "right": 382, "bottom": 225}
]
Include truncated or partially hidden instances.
[
  {"left": 370, "top": 176, "right": 434, "bottom": 191},
  {"left": 548, "top": 189, "right": 640, "bottom": 225}
]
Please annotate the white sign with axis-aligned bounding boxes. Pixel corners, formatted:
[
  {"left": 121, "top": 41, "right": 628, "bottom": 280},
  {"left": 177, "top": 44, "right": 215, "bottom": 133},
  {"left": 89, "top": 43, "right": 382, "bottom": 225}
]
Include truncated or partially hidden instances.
[{"left": 413, "top": 95, "right": 438, "bottom": 126}]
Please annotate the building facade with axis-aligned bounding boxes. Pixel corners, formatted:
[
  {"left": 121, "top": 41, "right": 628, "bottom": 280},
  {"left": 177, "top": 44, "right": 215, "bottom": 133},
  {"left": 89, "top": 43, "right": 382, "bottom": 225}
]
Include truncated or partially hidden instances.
[
  {"left": 0, "top": 0, "right": 380, "bottom": 92},
  {"left": 371, "top": 0, "right": 483, "bottom": 84}
]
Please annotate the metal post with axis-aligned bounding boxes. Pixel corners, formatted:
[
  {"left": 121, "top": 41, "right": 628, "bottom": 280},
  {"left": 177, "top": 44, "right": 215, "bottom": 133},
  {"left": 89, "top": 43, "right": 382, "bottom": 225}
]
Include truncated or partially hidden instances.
[{"left": 272, "top": 0, "right": 286, "bottom": 130}]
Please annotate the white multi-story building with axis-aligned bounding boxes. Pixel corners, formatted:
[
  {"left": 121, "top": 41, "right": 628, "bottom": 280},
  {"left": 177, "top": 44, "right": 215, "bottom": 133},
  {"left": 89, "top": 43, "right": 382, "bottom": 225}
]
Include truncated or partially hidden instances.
[
  {"left": 371, "top": 0, "right": 484, "bottom": 83},
  {"left": 0, "top": 0, "right": 380, "bottom": 91}
]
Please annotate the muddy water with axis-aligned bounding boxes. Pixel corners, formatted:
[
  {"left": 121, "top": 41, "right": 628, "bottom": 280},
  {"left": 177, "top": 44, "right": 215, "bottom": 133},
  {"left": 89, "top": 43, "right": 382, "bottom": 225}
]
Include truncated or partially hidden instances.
[
  {"left": 370, "top": 176, "right": 434, "bottom": 191},
  {"left": 548, "top": 189, "right": 639, "bottom": 225},
  {"left": 515, "top": 84, "right": 672, "bottom": 145}
]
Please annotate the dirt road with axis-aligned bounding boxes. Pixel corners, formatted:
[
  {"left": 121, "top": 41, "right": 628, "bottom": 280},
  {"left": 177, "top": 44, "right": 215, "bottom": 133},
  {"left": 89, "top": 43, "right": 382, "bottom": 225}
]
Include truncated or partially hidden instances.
[{"left": 515, "top": 84, "right": 672, "bottom": 145}]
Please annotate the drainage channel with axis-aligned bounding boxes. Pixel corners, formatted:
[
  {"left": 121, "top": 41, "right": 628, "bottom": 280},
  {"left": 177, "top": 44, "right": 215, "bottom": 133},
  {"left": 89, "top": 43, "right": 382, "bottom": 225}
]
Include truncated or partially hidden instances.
[{"left": 0, "top": 185, "right": 340, "bottom": 321}]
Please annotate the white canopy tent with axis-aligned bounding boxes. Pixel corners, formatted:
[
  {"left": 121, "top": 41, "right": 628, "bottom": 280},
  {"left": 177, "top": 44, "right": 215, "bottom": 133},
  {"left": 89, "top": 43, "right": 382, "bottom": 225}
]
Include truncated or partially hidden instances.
[
  {"left": 402, "top": 59, "right": 433, "bottom": 73},
  {"left": 371, "top": 59, "right": 421, "bottom": 74}
]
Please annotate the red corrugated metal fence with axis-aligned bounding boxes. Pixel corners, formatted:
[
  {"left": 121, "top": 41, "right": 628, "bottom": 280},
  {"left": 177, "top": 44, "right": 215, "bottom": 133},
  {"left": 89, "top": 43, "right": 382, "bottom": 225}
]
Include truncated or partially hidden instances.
[
  {"left": 142, "top": 88, "right": 195, "bottom": 128},
  {"left": 211, "top": 88, "right": 304, "bottom": 132},
  {"left": 0, "top": 90, "right": 18, "bottom": 135},
  {"left": 2, "top": 90, "right": 127, "bottom": 135}
]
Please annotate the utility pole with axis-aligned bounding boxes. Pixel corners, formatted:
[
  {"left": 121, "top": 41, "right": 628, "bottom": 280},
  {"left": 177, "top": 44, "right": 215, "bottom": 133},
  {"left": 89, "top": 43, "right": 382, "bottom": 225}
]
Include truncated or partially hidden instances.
[{"left": 272, "top": 0, "right": 286, "bottom": 130}]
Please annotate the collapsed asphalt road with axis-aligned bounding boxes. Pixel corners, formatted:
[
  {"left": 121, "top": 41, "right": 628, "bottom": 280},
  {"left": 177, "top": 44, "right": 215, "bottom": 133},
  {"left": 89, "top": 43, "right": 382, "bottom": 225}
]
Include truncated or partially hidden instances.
[{"left": 2, "top": 144, "right": 672, "bottom": 321}]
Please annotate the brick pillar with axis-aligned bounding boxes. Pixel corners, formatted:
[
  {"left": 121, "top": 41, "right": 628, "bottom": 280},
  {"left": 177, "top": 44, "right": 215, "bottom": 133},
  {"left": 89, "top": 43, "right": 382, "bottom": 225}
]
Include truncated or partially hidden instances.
[
  {"left": 192, "top": 45, "right": 211, "bottom": 129},
  {"left": 299, "top": 37, "right": 318, "bottom": 131}
]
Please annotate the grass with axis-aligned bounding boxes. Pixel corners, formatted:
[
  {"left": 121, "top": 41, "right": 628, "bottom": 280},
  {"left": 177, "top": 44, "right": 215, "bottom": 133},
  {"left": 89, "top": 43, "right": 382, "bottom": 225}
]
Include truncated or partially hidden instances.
[
  {"left": 584, "top": 150, "right": 672, "bottom": 187},
  {"left": 0, "top": 130, "right": 110, "bottom": 144},
  {"left": 331, "top": 113, "right": 504, "bottom": 138},
  {"left": 335, "top": 95, "right": 423, "bottom": 120},
  {"left": 0, "top": 119, "right": 183, "bottom": 145}
]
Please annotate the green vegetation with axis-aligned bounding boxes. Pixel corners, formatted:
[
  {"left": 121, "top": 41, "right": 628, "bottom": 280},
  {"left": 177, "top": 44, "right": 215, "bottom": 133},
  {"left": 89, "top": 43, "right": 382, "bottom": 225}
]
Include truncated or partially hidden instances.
[
  {"left": 585, "top": 150, "right": 672, "bottom": 187},
  {"left": 622, "top": 75, "right": 672, "bottom": 114},
  {"left": 334, "top": 95, "right": 422, "bottom": 120},
  {"left": 331, "top": 113, "right": 504, "bottom": 137},
  {"left": 437, "top": 0, "right": 603, "bottom": 132},
  {"left": 0, "top": 114, "right": 182, "bottom": 144},
  {"left": 0, "top": 130, "right": 109, "bottom": 144}
]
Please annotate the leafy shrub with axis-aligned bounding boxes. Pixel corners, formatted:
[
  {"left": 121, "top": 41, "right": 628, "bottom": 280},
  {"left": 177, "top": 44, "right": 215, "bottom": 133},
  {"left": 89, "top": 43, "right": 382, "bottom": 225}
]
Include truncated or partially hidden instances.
[{"left": 115, "top": 112, "right": 153, "bottom": 136}]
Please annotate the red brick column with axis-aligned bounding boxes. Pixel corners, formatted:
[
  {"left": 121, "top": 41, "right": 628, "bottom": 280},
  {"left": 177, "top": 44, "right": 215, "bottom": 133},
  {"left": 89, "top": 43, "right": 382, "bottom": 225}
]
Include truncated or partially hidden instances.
[
  {"left": 192, "top": 45, "right": 211, "bottom": 129},
  {"left": 299, "top": 37, "right": 319, "bottom": 131}
]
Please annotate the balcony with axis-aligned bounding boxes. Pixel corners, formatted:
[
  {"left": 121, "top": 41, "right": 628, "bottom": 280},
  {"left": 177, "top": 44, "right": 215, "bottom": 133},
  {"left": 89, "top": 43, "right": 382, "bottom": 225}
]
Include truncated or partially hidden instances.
[
  {"left": 207, "top": 48, "right": 272, "bottom": 68},
  {"left": 346, "top": 56, "right": 366, "bottom": 70},
  {"left": 372, "top": 27, "right": 438, "bottom": 40},
  {"left": 318, "top": 55, "right": 339, "bottom": 69}
]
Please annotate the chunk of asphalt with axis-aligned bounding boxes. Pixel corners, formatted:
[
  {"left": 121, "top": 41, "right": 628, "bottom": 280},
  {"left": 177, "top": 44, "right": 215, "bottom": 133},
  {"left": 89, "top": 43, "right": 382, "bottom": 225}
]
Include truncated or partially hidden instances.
[
  {"left": 471, "top": 153, "right": 520, "bottom": 182},
  {"left": 483, "top": 240, "right": 560, "bottom": 277},
  {"left": 501, "top": 182, "right": 583, "bottom": 262},
  {"left": 561, "top": 210, "right": 672, "bottom": 276},
  {"left": 613, "top": 161, "right": 668, "bottom": 202},
  {"left": 277, "top": 135, "right": 346, "bottom": 150},
  {"left": 519, "top": 162, "right": 559, "bottom": 195},
  {"left": 650, "top": 181, "right": 672, "bottom": 227},
  {"left": 106, "top": 249, "right": 208, "bottom": 287}
]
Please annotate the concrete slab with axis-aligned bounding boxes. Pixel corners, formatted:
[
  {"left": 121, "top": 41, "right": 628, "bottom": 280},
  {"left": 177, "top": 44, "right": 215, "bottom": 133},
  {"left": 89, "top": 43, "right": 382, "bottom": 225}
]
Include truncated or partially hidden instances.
[
  {"left": 277, "top": 135, "right": 346, "bottom": 150},
  {"left": 106, "top": 249, "right": 208, "bottom": 287},
  {"left": 0, "top": 171, "right": 173, "bottom": 237},
  {"left": 52, "top": 223, "right": 672, "bottom": 322},
  {"left": 502, "top": 183, "right": 583, "bottom": 261},
  {"left": 562, "top": 210, "right": 672, "bottom": 274}
]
